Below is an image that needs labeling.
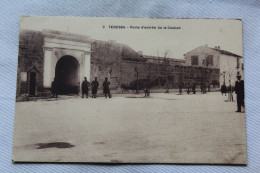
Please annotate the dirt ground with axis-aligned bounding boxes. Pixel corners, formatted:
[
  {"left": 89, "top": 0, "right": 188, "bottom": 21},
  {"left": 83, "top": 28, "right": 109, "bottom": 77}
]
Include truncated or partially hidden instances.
[{"left": 12, "top": 92, "right": 247, "bottom": 164}]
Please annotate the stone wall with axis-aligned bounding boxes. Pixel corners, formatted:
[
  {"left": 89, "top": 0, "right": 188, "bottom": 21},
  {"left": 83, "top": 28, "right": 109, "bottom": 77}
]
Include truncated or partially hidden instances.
[
  {"left": 172, "top": 65, "right": 220, "bottom": 88},
  {"left": 91, "top": 42, "right": 220, "bottom": 90},
  {"left": 17, "top": 30, "right": 44, "bottom": 99},
  {"left": 121, "top": 61, "right": 220, "bottom": 89},
  {"left": 121, "top": 61, "right": 148, "bottom": 84},
  {"left": 90, "top": 41, "right": 122, "bottom": 90}
]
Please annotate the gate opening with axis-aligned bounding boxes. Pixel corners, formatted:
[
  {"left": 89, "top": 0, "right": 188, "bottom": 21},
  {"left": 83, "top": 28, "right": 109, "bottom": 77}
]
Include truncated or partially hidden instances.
[{"left": 55, "top": 56, "right": 80, "bottom": 94}]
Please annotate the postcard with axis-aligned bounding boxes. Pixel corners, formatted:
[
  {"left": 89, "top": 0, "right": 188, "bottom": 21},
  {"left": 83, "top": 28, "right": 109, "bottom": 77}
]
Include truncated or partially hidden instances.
[{"left": 13, "top": 17, "right": 246, "bottom": 164}]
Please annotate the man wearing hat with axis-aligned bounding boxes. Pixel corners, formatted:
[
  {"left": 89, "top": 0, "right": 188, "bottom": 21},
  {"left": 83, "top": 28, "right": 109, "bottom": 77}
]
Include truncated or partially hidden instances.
[
  {"left": 234, "top": 72, "right": 244, "bottom": 112},
  {"left": 81, "top": 77, "right": 90, "bottom": 98}
]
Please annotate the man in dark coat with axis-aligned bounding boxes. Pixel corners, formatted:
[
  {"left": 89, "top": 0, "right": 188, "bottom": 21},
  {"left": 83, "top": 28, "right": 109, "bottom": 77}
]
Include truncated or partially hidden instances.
[
  {"left": 234, "top": 73, "right": 244, "bottom": 112},
  {"left": 91, "top": 77, "right": 99, "bottom": 98},
  {"left": 179, "top": 82, "right": 183, "bottom": 95},
  {"left": 51, "top": 78, "right": 58, "bottom": 99},
  {"left": 103, "top": 77, "right": 111, "bottom": 98},
  {"left": 187, "top": 83, "right": 191, "bottom": 94},
  {"left": 192, "top": 83, "right": 196, "bottom": 94},
  {"left": 221, "top": 84, "right": 227, "bottom": 96},
  {"left": 144, "top": 80, "right": 150, "bottom": 97},
  {"left": 81, "top": 77, "right": 90, "bottom": 98}
]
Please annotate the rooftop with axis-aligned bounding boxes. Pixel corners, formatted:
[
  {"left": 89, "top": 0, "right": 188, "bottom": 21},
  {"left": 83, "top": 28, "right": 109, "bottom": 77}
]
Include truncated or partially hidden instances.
[{"left": 209, "top": 47, "right": 242, "bottom": 58}]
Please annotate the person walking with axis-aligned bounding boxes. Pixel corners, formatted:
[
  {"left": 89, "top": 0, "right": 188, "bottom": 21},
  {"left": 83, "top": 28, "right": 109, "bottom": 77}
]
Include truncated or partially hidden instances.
[
  {"left": 91, "top": 77, "right": 99, "bottom": 98},
  {"left": 81, "top": 77, "right": 90, "bottom": 98},
  {"left": 103, "top": 77, "right": 111, "bottom": 98}
]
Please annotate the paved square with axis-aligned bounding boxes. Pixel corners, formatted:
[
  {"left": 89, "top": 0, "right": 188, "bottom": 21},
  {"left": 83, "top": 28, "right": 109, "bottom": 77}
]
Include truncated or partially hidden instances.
[{"left": 13, "top": 92, "right": 246, "bottom": 164}]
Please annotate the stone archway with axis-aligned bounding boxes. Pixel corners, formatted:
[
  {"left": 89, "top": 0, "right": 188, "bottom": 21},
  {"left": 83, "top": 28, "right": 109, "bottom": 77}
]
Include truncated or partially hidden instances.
[{"left": 55, "top": 55, "right": 80, "bottom": 94}]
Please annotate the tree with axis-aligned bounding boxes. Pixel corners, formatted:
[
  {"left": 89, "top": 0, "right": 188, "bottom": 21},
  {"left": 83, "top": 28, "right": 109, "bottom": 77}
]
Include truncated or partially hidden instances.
[
  {"left": 226, "top": 60, "right": 237, "bottom": 102},
  {"left": 134, "top": 66, "right": 139, "bottom": 94},
  {"left": 156, "top": 49, "right": 171, "bottom": 92},
  {"left": 147, "top": 59, "right": 152, "bottom": 90},
  {"left": 200, "top": 57, "right": 209, "bottom": 94},
  {"left": 162, "top": 50, "right": 170, "bottom": 93},
  {"left": 155, "top": 50, "right": 162, "bottom": 88}
]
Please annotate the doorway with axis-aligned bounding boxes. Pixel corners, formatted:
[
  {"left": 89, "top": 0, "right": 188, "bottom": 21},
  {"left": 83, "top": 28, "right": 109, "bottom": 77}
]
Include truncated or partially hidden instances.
[
  {"left": 55, "top": 56, "right": 80, "bottom": 94},
  {"left": 29, "top": 72, "right": 36, "bottom": 96}
]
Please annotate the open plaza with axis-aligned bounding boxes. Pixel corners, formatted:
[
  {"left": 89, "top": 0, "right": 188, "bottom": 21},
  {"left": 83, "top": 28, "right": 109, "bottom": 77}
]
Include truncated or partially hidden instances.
[{"left": 13, "top": 92, "right": 246, "bottom": 164}]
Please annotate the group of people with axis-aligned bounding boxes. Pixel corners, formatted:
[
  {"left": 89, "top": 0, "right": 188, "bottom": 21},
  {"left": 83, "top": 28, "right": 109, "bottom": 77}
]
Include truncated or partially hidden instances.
[
  {"left": 52, "top": 73, "right": 245, "bottom": 113},
  {"left": 186, "top": 83, "right": 197, "bottom": 94},
  {"left": 221, "top": 83, "right": 234, "bottom": 101},
  {"left": 221, "top": 84, "right": 234, "bottom": 96},
  {"left": 51, "top": 77, "right": 112, "bottom": 99},
  {"left": 181, "top": 83, "right": 208, "bottom": 95},
  {"left": 81, "top": 77, "right": 112, "bottom": 99}
]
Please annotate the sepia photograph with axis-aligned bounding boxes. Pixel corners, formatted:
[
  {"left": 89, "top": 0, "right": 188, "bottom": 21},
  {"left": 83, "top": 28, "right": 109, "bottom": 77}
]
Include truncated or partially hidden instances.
[{"left": 12, "top": 17, "right": 246, "bottom": 164}]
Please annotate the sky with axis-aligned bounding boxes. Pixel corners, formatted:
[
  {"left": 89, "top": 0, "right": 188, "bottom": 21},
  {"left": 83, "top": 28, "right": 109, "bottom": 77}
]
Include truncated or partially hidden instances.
[{"left": 20, "top": 16, "right": 243, "bottom": 59}]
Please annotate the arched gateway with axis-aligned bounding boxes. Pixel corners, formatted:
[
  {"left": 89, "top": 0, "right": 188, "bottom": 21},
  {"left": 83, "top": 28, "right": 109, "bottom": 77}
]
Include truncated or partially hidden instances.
[
  {"left": 55, "top": 56, "right": 80, "bottom": 94},
  {"left": 42, "top": 30, "right": 91, "bottom": 95}
]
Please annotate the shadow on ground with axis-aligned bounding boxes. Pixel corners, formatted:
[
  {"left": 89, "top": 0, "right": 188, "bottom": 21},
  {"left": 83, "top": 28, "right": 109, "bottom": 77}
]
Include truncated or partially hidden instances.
[{"left": 36, "top": 142, "right": 74, "bottom": 149}]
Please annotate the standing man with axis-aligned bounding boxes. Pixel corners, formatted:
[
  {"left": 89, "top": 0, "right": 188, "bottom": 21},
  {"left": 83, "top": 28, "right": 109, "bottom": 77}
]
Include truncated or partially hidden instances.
[
  {"left": 192, "top": 83, "right": 196, "bottom": 94},
  {"left": 179, "top": 82, "right": 183, "bottom": 95},
  {"left": 51, "top": 78, "right": 58, "bottom": 99},
  {"left": 81, "top": 77, "right": 90, "bottom": 98},
  {"left": 187, "top": 83, "right": 191, "bottom": 94},
  {"left": 234, "top": 73, "right": 244, "bottom": 112},
  {"left": 144, "top": 80, "right": 150, "bottom": 97},
  {"left": 221, "top": 84, "right": 227, "bottom": 96},
  {"left": 91, "top": 77, "right": 99, "bottom": 98},
  {"left": 103, "top": 77, "right": 111, "bottom": 98}
]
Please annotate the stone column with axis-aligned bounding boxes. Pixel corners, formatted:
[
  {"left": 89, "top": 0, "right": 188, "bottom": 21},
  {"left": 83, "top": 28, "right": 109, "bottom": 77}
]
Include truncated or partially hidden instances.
[
  {"left": 84, "top": 52, "right": 91, "bottom": 81},
  {"left": 43, "top": 48, "right": 53, "bottom": 88}
]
